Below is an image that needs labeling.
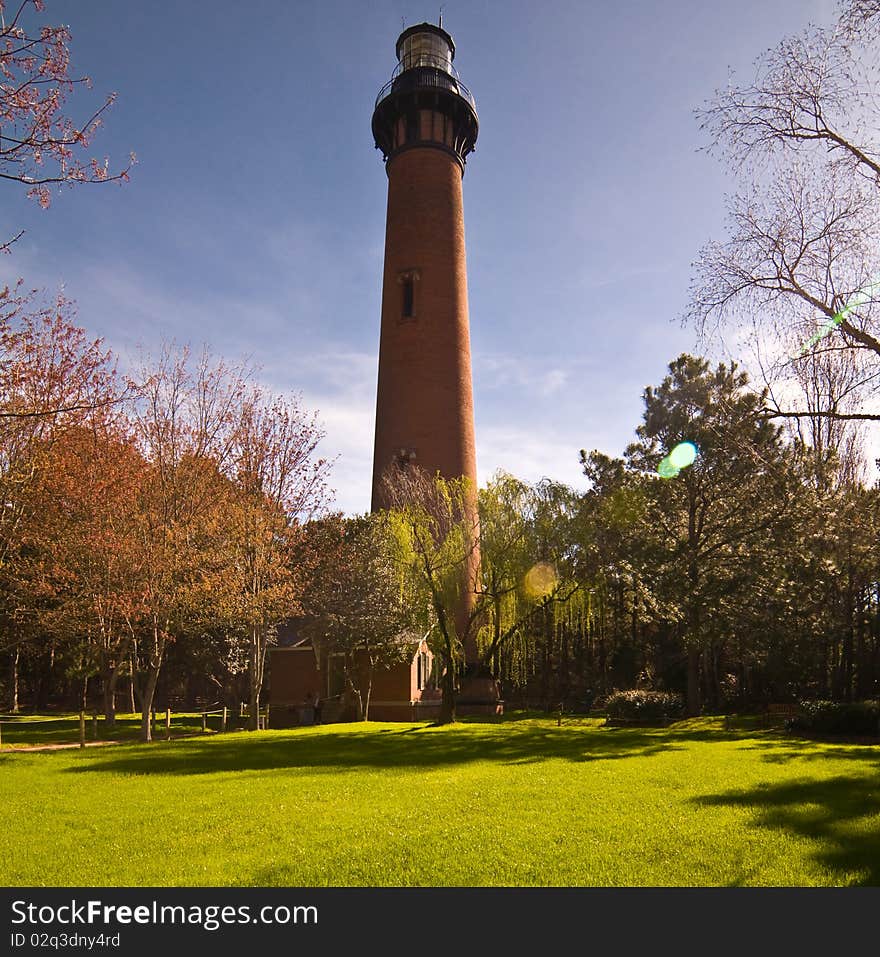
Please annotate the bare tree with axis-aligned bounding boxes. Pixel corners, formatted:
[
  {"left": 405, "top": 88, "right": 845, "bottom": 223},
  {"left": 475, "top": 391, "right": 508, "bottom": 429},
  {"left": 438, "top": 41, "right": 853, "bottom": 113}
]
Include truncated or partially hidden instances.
[
  {"left": 690, "top": 0, "right": 880, "bottom": 448},
  {"left": 697, "top": 4, "right": 880, "bottom": 181}
]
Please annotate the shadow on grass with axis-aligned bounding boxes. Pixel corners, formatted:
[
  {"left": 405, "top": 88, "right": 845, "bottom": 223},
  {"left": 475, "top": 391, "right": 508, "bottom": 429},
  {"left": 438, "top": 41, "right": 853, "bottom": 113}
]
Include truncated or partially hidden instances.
[
  {"left": 694, "top": 771, "right": 880, "bottom": 886},
  {"left": 0, "top": 714, "right": 241, "bottom": 748},
  {"left": 740, "top": 739, "right": 880, "bottom": 765},
  {"left": 56, "top": 714, "right": 865, "bottom": 779},
  {"left": 63, "top": 720, "right": 693, "bottom": 777}
]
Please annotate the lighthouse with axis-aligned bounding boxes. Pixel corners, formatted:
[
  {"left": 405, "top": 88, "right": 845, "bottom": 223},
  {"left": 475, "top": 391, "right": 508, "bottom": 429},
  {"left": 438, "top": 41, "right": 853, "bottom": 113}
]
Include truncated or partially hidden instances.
[{"left": 369, "top": 21, "right": 479, "bottom": 511}]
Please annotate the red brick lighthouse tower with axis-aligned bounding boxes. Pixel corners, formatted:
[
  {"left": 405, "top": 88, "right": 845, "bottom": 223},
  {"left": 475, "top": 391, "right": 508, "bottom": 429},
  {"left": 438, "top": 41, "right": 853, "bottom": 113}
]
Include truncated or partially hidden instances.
[{"left": 370, "top": 20, "right": 479, "bottom": 510}]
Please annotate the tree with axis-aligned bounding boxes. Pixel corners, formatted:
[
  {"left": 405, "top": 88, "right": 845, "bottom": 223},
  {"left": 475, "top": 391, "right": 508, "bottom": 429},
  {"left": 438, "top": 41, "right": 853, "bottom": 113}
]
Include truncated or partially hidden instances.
[
  {"left": 0, "top": 293, "right": 120, "bottom": 708},
  {"left": 574, "top": 451, "right": 659, "bottom": 700},
  {"left": 219, "top": 388, "right": 330, "bottom": 730},
  {"left": 126, "top": 346, "right": 247, "bottom": 741},
  {"left": 625, "top": 355, "right": 800, "bottom": 715},
  {"left": 21, "top": 419, "right": 146, "bottom": 723},
  {"left": 689, "top": 0, "right": 880, "bottom": 430},
  {"left": 1, "top": 0, "right": 133, "bottom": 250},
  {"left": 301, "top": 514, "right": 419, "bottom": 720},
  {"left": 382, "top": 467, "right": 480, "bottom": 724},
  {"left": 476, "top": 473, "right": 580, "bottom": 693}
]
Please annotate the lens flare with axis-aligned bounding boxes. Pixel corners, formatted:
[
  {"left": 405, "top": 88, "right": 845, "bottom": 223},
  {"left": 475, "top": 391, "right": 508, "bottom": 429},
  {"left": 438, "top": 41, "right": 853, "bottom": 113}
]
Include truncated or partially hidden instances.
[
  {"left": 668, "top": 441, "right": 698, "bottom": 469},
  {"left": 795, "top": 275, "right": 880, "bottom": 358},
  {"left": 657, "top": 442, "right": 698, "bottom": 479},
  {"left": 657, "top": 457, "right": 680, "bottom": 479},
  {"left": 523, "top": 561, "right": 558, "bottom": 599}
]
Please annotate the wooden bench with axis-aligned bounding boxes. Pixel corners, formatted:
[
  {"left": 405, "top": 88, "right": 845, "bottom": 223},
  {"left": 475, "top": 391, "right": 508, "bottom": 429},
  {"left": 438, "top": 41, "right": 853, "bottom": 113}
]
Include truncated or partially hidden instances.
[{"left": 762, "top": 703, "right": 800, "bottom": 727}]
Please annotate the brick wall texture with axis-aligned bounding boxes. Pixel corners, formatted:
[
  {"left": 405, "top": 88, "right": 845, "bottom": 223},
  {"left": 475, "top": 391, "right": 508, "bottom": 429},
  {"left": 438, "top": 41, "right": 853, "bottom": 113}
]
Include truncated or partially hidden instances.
[{"left": 371, "top": 144, "right": 478, "bottom": 509}]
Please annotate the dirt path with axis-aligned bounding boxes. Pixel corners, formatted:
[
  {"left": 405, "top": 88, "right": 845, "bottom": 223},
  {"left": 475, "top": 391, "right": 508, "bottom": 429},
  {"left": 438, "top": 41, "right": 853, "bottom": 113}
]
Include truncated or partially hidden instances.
[
  {"left": 2, "top": 728, "right": 226, "bottom": 753},
  {"left": 2, "top": 739, "right": 124, "bottom": 752}
]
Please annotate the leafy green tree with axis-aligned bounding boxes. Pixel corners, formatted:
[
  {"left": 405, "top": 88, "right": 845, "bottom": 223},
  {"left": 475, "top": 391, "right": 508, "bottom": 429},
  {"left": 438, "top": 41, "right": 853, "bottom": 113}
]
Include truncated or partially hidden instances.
[
  {"left": 473, "top": 474, "right": 583, "bottom": 709},
  {"left": 382, "top": 467, "right": 480, "bottom": 724},
  {"left": 576, "top": 450, "right": 660, "bottom": 696},
  {"left": 625, "top": 355, "right": 801, "bottom": 714},
  {"left": 476, "top": 474, "right": 578, "bottom": 667},
  {"left": 300, "top": 514, "right": 420, "bottom": 720}
]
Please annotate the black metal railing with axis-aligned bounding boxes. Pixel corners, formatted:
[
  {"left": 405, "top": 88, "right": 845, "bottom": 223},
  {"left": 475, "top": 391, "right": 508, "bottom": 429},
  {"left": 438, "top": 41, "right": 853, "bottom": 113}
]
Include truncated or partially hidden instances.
[{"left": 374, "top": 62, "right": 476, "bottom": 112}]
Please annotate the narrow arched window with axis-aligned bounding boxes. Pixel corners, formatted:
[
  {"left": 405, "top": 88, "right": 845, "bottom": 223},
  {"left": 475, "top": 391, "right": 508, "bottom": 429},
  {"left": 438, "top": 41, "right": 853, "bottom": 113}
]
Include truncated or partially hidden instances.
[{"left": 398, "top": 269, "right": 419, "bottom": 319}]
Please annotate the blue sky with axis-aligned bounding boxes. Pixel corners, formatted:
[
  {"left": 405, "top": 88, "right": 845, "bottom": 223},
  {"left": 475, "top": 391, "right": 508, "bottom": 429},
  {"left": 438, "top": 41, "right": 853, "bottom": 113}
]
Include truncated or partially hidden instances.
[{"left": 1, "top": 0, "right": 837, "bottom": 513}]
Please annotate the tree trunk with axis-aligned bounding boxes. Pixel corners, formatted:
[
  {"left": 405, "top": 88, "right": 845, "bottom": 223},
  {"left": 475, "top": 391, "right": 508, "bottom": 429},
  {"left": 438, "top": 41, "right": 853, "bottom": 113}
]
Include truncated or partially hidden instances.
[
  {"left": 686, "top": 645, "right": 701, "bottom": 716},
  {"left": 247, "top": 623, "right": 265, "bottom": 731},
  {"left": 140, "top": 665, "right": 160, "bottom": 743},
  {"left": 34, "top": 641, "right": 53, "bottom": 712},
  {"left": 343, "top": 655, "right": 364, "bottom": 721},
  {"left": 106, "top": 657, "right": 126, "bottom": 725},
  {"left": 9, "top": 645, "right": 20, "bottom": 713},
  {"left": 703, "top": 642, "right": 722, "bottom": 711},
  {"left": 855, "top": 589, "right": 867, "bottom": 699},
  {"left": 819, "top": 637, "right": 829, "bottom": 698},
  {"left": 129, "top": 642, "right": 142, "bottom": 712},
  {"left": 686, "top": 496, "right": 702, "bottom": 716},
  {"left": 101, "top": 638, "right": 129, "bottom": 727},
  {"left": 139, "top": 619, "right": 165, "bottom": 742},
  {"left": 364, "top": 667, "right": 373, "bottom": 722},
  {"left": 102, "top": 675, "right": 115, "bottom": 727},
  {"left": 438, "top": 661, "right": 456, "bottom": 724},
  {"left": 843, "top": 622, "right": 854, "bottom": 703}
]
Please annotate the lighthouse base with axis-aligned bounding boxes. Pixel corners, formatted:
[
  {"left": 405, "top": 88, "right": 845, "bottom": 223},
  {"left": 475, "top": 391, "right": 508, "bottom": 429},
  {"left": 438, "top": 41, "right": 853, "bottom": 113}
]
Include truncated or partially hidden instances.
[{"left": 457, "top": 674, "right": 504, "bottom": 718}]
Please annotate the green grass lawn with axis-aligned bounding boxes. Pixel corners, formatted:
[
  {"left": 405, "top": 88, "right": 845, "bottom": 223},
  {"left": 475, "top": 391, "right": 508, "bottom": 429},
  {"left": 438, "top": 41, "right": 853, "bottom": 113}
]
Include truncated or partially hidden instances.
[{"left": 2, "top": 714, "right": 878, "bottom": 886}]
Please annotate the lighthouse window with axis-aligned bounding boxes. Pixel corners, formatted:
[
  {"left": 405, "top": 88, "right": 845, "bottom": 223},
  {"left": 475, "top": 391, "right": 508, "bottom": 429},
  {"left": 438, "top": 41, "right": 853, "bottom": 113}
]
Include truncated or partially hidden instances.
[{"left": 402, "top": 277, "right": 415, "bottom": 318}]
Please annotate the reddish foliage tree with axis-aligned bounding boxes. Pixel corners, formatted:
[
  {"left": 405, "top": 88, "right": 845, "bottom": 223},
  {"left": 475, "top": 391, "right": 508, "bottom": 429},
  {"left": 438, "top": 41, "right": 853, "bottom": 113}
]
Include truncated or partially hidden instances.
[
  {"left": 1, "top": 0, "right": 134, "bottom": 249},
  {"left": 219, "top": 388, "right": 331, "bottom": 729},
  {"left": 25, "top": 421, "right": 148, "bottom": 722},
  {"left": 125, "top": 346, "right": 247, "bottom": 741},
  {"left": 0, "top": 290, "right": 122, "bottom": 708}
]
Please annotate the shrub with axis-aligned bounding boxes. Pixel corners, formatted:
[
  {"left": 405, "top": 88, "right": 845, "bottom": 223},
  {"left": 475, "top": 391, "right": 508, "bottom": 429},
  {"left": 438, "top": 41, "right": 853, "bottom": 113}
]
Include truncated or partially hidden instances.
[
  {"left": 788, "top": 700, "right": 880, "bottom": 737},
  {"left": 604, "top": 690, "right": 684, "bottom": 724}
]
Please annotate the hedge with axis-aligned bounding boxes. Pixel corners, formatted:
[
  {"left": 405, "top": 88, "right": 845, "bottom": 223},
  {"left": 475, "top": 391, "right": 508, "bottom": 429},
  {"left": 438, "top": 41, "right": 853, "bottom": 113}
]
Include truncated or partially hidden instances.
[
  {"left": 788, "top": 700, "right": 880, "bottom": 737},
  {"left": 604, "top": 690, "right": 684, "bottom": 724}
]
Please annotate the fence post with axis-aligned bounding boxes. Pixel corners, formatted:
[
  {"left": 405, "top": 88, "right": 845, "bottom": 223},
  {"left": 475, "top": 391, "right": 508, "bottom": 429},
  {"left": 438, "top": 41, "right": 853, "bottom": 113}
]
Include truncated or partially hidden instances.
[
  {"left": 201, "top": 712, "right": 207, "bottom": 733},
  {"left": 79, "top": 711, "right": 86, "bottom": 749},
  {"left": 0, "top": 720, "right": 3, "bottom": 750},
  {"left": 265, "top": 704, "right": 270, "bottom": 730},
  {"left": 165, "top": 708, "right": 171, "bottom": 740},
  {"left": 221, "top": 707, "right": 227, "bottom": 733},
  {"left": 92, "top": 712, "right": 98, "bottom": 739},
  {"left": 240, "top": 702, "right": 245, "bottom": 718}
]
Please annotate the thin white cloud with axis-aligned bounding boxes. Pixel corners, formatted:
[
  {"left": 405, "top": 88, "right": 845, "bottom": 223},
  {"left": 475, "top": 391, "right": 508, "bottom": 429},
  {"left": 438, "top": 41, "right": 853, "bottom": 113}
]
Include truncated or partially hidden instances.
[
  {"left": 476, "top": 423, "right": 588, "bottom": 492},
  {"left": 0, "top": 247, "right": 647, "bottom": 515},
  {"left": 476, "top": 353, "right": 573, "bottom": 397}
]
